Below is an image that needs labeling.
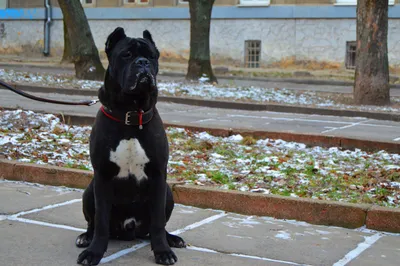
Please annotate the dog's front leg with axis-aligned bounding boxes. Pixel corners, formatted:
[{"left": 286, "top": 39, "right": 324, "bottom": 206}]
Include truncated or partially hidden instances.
[
  {"left": 77, "top": 175, "right": 112, "bottom": 265},
  {"left": 150, "top": 177, "right": 177, "bottom": 265}
]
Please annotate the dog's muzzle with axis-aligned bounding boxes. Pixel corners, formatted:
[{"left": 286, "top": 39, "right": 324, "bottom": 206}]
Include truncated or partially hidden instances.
[{"left": 126, "top": 57, "right": 156, "bottom": 93}]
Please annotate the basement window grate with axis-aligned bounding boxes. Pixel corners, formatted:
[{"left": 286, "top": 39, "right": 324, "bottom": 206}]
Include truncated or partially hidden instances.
[
  {"left": 345, "top": 41, "right": 357, "bottom": 69},
  {"left": 245, "top": 40, "right": 261, "bottom": 68}
]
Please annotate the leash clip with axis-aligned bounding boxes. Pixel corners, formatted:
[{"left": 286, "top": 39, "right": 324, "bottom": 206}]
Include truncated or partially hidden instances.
[{"left": 87, "top": 99, "right": 99, "bottom": 106}]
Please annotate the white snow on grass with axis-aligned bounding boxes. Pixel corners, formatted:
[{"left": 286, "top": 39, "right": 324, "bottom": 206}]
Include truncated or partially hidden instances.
[
  {"left": 1, "top": 68, "right": 399, "bottom": 113},
  {"left": 1, "top": 110, "right": 399, "bottom": 207}
]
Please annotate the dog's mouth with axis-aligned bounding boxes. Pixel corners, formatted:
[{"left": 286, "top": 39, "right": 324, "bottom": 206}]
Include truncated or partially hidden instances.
[{"left": 128, "top": 72, "right": 156, "bottom": 92}]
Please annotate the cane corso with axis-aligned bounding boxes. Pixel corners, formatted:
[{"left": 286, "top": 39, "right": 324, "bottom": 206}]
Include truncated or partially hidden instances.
[{"left": 75, "top": 27, "right": 185, "bottom": 266}]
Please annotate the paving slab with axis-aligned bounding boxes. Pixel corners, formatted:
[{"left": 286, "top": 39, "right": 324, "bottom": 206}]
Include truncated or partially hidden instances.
[
  {"left": 112, "top": 244, "right": 288, "bottom": 266},
  {"left": 0, "top": 220, "right": 140, "bottom": 266},
  {"left": 326, "top": 123, "right": 400, "bottom": 142},
  {"left": 347, "top": 235, "right": 400, "bottom": 266},
  {"left": 0, "top": 181, "right": 82, "bottom": 215},
  {"left": 179, "top": 213, "right": 371, "bottom": 266},
  {"left": 22, "top": 200, "right": 85, "bottom": 229}
]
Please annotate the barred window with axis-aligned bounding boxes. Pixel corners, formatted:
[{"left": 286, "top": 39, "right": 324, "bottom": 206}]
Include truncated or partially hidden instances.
[
  {"left": 245, "top": 40, "right": 261, "bottom": 68},
  {"left": 345, "top": 41, "right": 357, "bottom": 69}
]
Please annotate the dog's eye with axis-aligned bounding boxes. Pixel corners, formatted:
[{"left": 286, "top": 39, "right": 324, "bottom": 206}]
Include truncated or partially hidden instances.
[{"left": 122, "top": 51, "right": 132, "bottom": 59}]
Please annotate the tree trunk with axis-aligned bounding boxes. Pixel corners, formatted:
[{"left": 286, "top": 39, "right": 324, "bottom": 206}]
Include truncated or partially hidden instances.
[
  {"left": 186, "top": 0, "right": 217, "bottom": 83},
  {"left": 354, "top": 0, "right": 390, "bottom": 105},
  {"left": 58, "top": 0, "right": 105, "bottom": 80},
  {"left": 61, "top": 19, "right": 73, "bottom": 64}
]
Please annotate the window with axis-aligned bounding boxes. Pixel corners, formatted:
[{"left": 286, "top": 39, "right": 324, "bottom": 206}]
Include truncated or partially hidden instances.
[
  {"left": 124, "top": 0, "right": 150, "bottom": 4},
  {"left": 239, "top": 0, "right": 270, "bottom": 6},
  {"left": 81, "top": 0, "right": 95, "bottom": 5},
  {"left": 245, "top": 40, "right": 261, "bottom": 68},
  {"left": 335, "top": 0, "right": 394, "bottom": 5},
  {"left": 345, "top": 41, "right": 357, "bottom": 69}
]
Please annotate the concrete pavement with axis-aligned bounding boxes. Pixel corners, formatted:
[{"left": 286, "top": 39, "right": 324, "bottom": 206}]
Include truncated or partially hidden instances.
[
  {"left": 1, "top": 180, "right": 400, "bottom": 266},
  {"left": 1, "top": 90, "right": 400, "bottom": 144}
]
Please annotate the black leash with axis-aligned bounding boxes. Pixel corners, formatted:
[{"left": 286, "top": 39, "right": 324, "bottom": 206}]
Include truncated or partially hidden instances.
[{"left": 0, "top": 79, "right": 99, "bottom": 106}]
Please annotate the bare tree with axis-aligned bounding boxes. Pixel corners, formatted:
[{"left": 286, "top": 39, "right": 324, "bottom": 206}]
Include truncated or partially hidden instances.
[
  {"left": 58, "top": 0, "right": 105, "bottom": 80},
  {"left": 354, "top": 0, "right": 390, "bottom": 105},
  {"left": 61, "top": 19, "right": 73, "bottom": 64},
  {"left": 186, "top": 0, "right": 217, "bottom": 83}
]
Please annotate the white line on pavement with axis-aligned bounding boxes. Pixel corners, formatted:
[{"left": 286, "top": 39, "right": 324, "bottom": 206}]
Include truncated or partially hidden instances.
[
  {"left": 321, "top": 120, "right": 369, "bottom": 134},
  {"left": 100, "top": 241, "right": 150, "bottom": 264},
  {"left": 100, "top": 212, "right": 227, "bottom": 264},
  {"left": 9, "top": 217, "right": 86, "bottom": 232},
  {"left": 10, "top": 199, "right": 82, "bottom": 218},
  {"left": 170, "top": 212, "right": 227, "bottom": 235},
  {"left": 186, "top": 245, "right": 218, "bottom": 253},
  {"left": 231, "top": 253, "right": 309, "bottom": 266},
  {"left": 191, "top": 118, "right": 216, "bottom": 123},
  {"left": 355, "top": 226, "right": 400, "bottom": 237},
  {"left": 228, "top": 114, "right": 358, "bottom": 125},
  {"left": 187, "top": 246, "right": 308, "bottom": 266},
  {"left": 332, "top": 233, "right": 383, "bottom": 266}
]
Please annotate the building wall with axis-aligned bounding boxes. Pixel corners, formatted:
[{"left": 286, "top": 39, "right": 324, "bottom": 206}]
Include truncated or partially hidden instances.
[
  {"left": 1, "top": 18, "right": 399, "bottom": 66},
  {"left": 8, "top": 0, "right": 59, "bottom": 8},
  {"left": 1, "top": 5, "right": 400, "bottom": 66},
  {"left": 9, "top": 0, "right": 400, "bottom": 8}
]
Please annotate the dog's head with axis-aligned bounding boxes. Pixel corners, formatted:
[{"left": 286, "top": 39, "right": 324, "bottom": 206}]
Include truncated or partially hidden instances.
[{"left": 100, "top": 27, "right": 160, "bottom": 110}]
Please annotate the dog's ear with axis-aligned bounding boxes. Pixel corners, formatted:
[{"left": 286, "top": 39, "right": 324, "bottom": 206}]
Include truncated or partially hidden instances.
[
  {"left": 143, "top": 30, "right": 160, "bottom": 59},
  {"left": 105, "top": 27, "right": 126, "bottom": 56},
  {"left": 143, "top": 30, "right": 155, "bottom": 45}
]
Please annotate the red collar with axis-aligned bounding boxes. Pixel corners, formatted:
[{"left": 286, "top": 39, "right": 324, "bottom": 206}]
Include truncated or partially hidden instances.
[{"left": 100, "top": 106, "right": 154, "bottom": 129}]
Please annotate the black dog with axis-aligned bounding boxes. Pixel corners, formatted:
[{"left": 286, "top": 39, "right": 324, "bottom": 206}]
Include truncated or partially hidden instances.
[{"left": 75, "top": 27, "right": 185, "bottom": 266}]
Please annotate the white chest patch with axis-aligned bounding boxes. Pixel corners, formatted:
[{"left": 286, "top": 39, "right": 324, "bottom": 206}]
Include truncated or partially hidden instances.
[{"left": 109, "top": 138, "right": 150, "bottom": 180}]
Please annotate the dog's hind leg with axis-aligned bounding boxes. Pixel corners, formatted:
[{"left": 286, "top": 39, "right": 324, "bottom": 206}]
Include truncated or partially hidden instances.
[
  {"left": 76, "top": 181, "right": 95, "bottom": 248},
  {"left": 166, "top": 232, "right": 186, "bottom": 248}
]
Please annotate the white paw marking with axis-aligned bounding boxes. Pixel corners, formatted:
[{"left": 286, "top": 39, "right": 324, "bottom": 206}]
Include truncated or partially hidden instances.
[{"left": 109, "top": 138, "right": 150, "bottom": 180}]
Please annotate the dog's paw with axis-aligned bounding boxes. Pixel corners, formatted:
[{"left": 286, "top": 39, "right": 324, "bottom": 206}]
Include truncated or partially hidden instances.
[
  {"left": 77, "top": 249, "right": 103, "bottom": 265},
  {"left": 166, "top": 233, "right": 186, "bottom": 248},
  {"left": 154, "top": 250, "right": 178, "bottom": 265},
  {"left": 76, "top": 232, "right": 92, "bottom": 248}
]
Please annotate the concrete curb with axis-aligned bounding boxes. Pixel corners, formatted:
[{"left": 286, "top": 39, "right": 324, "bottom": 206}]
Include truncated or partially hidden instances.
[
  {"left": 1, "top": 159, "right": 398, "bottom": 233},
  {"left": 2, "top": 84, "right": 400, "bottom": 122}
]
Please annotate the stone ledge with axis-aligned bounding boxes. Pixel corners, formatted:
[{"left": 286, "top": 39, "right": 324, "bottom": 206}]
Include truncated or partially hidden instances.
[
  {"left": 172, "top": 185, "right": 368, "bottom": 229},
  {"left": 366, "top": 206, "right": 400, "bottom": 233}
]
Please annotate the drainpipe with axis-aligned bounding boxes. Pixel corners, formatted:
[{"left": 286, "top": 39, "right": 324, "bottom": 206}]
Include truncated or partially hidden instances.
[{"left": 43, "top": 0, "right": 52, "bottom": 56}]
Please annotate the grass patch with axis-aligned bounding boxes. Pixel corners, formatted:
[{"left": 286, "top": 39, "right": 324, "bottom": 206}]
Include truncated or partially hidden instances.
[{"left": 208, "top": 171, "right": 230, "bottom": 184}]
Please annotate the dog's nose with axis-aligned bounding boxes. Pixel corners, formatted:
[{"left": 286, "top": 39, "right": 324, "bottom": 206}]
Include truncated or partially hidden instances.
[{"left": 135, "top": 57, "right": 150, "bottom": 67}]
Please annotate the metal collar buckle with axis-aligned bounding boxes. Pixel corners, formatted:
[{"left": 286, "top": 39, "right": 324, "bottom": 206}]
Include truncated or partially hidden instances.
[{"left": 125, "top": 111, "right": 133, "bottom": 125}]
